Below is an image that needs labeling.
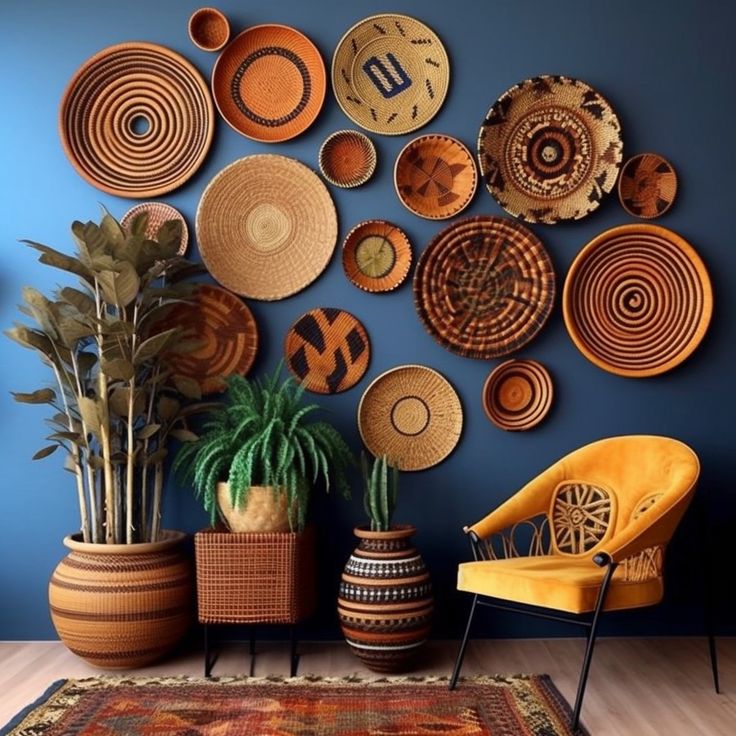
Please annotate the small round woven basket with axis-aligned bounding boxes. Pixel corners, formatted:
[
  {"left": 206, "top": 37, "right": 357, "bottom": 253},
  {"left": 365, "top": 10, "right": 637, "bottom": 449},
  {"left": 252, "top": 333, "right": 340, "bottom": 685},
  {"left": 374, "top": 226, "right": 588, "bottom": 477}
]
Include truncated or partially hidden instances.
[
  {"left": 196, "top": 154, "right": 338, "bottom": 300},
  {"left": 120, "top": 202, "right": 189, "bottom": 255},
  {"left": 319, "top": 130, "right": 377, "bottom": 188},
  {"left": 618, "top": 153, "right": 678, "bottom": 219},
  {"left": 188, "top": 7, "right": 230, "bottom": 52},
  {"left": 357, "top": 364, "right": 462, "bottom": 471}
]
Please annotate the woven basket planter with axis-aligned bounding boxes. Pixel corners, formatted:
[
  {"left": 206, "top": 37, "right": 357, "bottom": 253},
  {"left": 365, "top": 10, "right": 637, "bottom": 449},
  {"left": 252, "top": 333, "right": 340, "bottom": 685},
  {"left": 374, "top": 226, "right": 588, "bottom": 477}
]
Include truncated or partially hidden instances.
[
  {"left": 195, "top": 527, "right": 316, "bottom": 624},
  {"left": 48, "top": 530, "right": 193, "bottom": 669}
]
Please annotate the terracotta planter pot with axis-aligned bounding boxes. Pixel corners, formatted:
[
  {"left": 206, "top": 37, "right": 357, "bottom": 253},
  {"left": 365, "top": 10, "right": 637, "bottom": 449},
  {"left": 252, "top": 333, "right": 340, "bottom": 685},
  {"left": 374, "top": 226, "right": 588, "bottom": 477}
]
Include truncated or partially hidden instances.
[
  {"left": 337, "top": 524, "right": 433, "bottom": 672},
  {"left": 48, "top": 530, "right": 193, "bottom": 669},
  {"left": 216, "top": 483, "right": 290, "bottom": 532}
]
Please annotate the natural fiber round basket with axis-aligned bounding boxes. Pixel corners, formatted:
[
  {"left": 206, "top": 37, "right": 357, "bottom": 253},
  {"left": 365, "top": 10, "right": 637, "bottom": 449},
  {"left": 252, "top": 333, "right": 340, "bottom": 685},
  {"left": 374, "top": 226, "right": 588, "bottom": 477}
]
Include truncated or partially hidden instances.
[
  {"left": 358, "top": 364, "right": 462, "bottom": 471},
  {"left": 196, "top": 154, "right": 338, "bottom": 300},
  {"left": 319, "top": 130, "right": 377, "bottom": 188},
  {"left": 618, "top": 153, "right": 678, "bottom": 219},
  {"left": 120, "top": 202, "right": 189, "bottom": 255},
  {"left": 188, "top": 7, "right": 230, "bottom": 51}
]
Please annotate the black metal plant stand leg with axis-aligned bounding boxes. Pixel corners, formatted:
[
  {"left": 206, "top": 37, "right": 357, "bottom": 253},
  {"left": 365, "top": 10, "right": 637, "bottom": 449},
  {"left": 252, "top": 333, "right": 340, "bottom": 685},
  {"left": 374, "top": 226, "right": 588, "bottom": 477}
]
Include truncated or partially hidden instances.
[{"left": 449, "top": 595, "right": 478, "bottom": 690}]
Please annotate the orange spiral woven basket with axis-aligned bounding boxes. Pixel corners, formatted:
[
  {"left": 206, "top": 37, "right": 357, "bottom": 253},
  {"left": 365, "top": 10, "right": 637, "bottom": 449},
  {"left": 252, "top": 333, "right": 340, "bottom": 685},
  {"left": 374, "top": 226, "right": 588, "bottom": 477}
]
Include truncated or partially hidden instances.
[
  {"left": 59, "top": 42, "right": 214, "bottom": 197},
  {"left": 563, "top": 224, "right": 713, "bottom": 377},
  {"left": 319, "top": 130, "right": 377, "bottom": 188}
]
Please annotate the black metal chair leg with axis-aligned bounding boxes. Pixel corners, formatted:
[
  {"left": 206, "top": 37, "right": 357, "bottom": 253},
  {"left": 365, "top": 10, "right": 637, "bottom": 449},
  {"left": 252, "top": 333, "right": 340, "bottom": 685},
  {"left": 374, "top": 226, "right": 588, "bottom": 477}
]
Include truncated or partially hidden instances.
[
  {"left": 249, "top": 627, "right": 256, "bottom": 677},
  {"left": 708, "top": 632, "right": 721, "bottom": 694},
  {"left": 571, "top": 557, "right": 617, "bottom": 733},
  {"left": 450, "top": 594, "right": 478, "bottom": 690},
  {"left": 204, "top": 624, "right": 219, "bottom": 678},
  {"left": 290, "top": 625, "right": 300, "bottom": 677}
]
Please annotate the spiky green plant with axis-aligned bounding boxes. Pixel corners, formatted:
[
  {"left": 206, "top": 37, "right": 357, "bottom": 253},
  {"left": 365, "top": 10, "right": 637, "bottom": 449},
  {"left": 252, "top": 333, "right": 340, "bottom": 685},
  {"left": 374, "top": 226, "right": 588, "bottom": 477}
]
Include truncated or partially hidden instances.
[
  {"left": 361, "top": 453, "right": 399, "bottom": 532},
  {"left": 173, "top": 366, "right": 354, "bottom": 532},
  {"left": 6, "top": 210, "right": 213, "bottom": 544}
]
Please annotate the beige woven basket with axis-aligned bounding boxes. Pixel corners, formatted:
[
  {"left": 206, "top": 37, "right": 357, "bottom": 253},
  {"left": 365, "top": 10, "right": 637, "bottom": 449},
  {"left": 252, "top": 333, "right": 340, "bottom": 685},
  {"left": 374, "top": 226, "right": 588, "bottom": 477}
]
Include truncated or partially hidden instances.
[{"left": 194, "top": 527, "right": 316, "bottom": 624}]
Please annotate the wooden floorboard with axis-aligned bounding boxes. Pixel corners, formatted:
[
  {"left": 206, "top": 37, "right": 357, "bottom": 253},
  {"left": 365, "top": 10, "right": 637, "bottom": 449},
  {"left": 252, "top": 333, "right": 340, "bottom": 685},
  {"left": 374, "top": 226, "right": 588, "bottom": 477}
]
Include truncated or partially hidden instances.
[{"left": 0, "top": 638, "right": 733, "bottom": 734}]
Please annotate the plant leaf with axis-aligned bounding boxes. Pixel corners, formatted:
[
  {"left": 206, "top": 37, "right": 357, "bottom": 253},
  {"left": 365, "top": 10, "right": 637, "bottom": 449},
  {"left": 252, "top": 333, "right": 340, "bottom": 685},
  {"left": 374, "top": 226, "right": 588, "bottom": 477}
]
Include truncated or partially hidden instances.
[
  {"left": 77, "top": 396, "right": 101, "bottom": 438},
  {"left": 100, "top": 357, "right": 135, "bottom": 382},
  {"left": 32, "top": 445, "right": 58, "bottom": 460},
  {"left": 12, "top": 388, "right": 56, "bottom": 404},
  {"left": 157, "top": 396, "right": 180, "bottom": 422},
  {"left": 137, "top": 423, "right": 161, "bottom": 440},
  {"left": 173, "top": 375, "right": 202, "bottom": 400},
  {"left": 134, "top": 328, "right": 179, "bottom": 362},
  {"left": 171, "top": 429, "right": 199, "bottom": 442}
]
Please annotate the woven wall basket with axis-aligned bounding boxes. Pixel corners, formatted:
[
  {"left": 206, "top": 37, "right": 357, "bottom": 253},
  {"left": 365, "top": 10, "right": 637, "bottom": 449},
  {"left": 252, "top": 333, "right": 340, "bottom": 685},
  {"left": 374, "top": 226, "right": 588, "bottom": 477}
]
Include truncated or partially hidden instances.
[
  {"left": 482, "top": 359, "right": 553, "bottom": 431},
  {"left": 285, "top": 308, "right": 370, "bottom": 394},
  {"left": 196, "top": 155, "right": 338, "bottom": 300},
  {"left": 331, "top": 14, "right": 449, "bottom": 135},
  {"left": 414, "top": 216, "right": 556, "bottom": 359},
  {"left": 154, "top": 284, "right": 258, "bottom": 394},
  {"left": 394, "top": 134, "right": 477, "bottom": 219},
  {"left": 563, "top": 223, "right": 713, "bottom": 377},
  {"left": 120, "top": 202, "right": 189, "bottom": 255},
  {"left": 357, "top": 364, "right": 462, "bottom": 471},
  {"left": 59, "top": 42, "right": 214, "bottom": 197},
  {"left": 618, "top": 153, "right": 678, "bottom": 219},
  {"left": 342, "top": 220, "right": 412, "bottom": 293},
  {"left": 478, "top": 75, "right": 623, "bottom": 224},
  {"left": 212, "top": 24, "right": 326, "bottom": 142},
  {"left": 188, "top": 7, "right": 230, "bottom": 52},
  {"left": 319, "top": 130, "right": 377, "bottom": 188}
]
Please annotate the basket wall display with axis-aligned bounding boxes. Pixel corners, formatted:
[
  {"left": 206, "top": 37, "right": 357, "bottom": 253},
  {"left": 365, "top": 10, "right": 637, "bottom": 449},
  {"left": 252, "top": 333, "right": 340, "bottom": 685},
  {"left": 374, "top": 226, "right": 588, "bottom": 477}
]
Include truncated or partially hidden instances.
[
  {"left": 414, "top": 216, "right": 556, "bottom": 359},
  {"left": 120, "top": 202, "right": 189, "bottom": 255},
  {"left": 358, "top": 365, "right": 462, "bottom": 471},
  {"left": 618, "top": 153, "right": 678, "bottom": 218},
  {"left": 188, "top": 7, "right": 230, "bottom": 52},
  {"left": 59, "top": 42, "right": 214, "bottom": 198},
  {"left": 478, "top": 75, "right": 623, "bottom": 224},
  {"left": 482, "top": 359, "right": 554, "bottom": 431},
  {"left": 212, "top": 24, "right": 326, "bottom": 142},
  {"left": 196, "top": 154, "right": 338, "bottom": 300},
  {"left": 194, "top": 527, "right": 316, "bottom": 624},
  {"left": 154, "top": 284, "right": 258, "bottom": 394},
  {"left": 394, "top": 134, "right": 477, "bottom": 219},
  {"left": 285, "top": 308, "right": 370, "bottom": 394},
  {"left": 563, "top": 224, "right": 713, "bottom": 377},
  {"left": 342, "top": 220, "right": 412, "bottom": 293},
  {"left": 331, "top": 14, "right": 449, "bottom": 135},
  {"left": 318, "top": 130, "right": 377, "bottom": 188}
]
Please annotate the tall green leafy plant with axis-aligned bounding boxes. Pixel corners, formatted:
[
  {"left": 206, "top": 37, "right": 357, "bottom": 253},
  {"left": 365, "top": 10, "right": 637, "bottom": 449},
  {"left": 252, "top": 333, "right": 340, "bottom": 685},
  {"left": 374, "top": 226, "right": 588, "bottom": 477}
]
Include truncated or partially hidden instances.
[
  {"left": 174, "top": 367, "right": 353, "bottom": 532},
  {"left": 361, "top": 453, "right": 399, "bottom": 532},
  {"left": 6, "top": 210, "right": 211, "bottom": 544}
]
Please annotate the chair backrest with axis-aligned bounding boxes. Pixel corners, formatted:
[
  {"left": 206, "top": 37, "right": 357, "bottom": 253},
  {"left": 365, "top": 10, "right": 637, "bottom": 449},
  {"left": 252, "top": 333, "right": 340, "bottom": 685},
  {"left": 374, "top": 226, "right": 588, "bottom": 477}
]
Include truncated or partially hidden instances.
[{"left": 547, "top": 435, "right": 699, "bottom": 559}]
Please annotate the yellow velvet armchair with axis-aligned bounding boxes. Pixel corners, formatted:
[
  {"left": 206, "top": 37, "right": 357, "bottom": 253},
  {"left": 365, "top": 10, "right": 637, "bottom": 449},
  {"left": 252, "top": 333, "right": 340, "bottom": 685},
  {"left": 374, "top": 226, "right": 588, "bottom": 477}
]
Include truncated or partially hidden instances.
[{"left": 449, "top": 435, "right": 718, "bottom": 732}]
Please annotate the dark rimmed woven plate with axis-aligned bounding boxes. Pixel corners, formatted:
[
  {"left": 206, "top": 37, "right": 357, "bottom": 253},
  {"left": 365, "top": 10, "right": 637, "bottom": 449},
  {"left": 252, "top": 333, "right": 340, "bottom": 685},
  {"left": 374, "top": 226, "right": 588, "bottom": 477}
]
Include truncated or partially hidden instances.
[
  {"left": 285, "top": 308, "right": 370, "bottom": 394},
  {"left": 618, "top": 153, "right": 677, "bottom": 218},
  {"left": 482, "top": 359, "right": 553, "bottom": 431},
  {"left": 478, "top": 75, "right": 623, "bottom": 224},
  {"left": 414, "top": 216, "right": 556, "bottom": 359},
  {"left": 358, "top": 364, "right": 462, "bottom": 471},
  {"left": 563, "top": 224, "right": 712, "bottom": 377},
  {"left": 156, "top": 284, "right": 258, "bottom": 394},
  {"left": 212, "top": 24, "right": 326, "bottom": 142},
  {"left": 319, "top": 130, "right": 377, "bottom": 188},
  {"left": 342, "top": 220, "right": 412, "bottom": 293},
  {"left": 120, "top": 202, "right": 188, "bottom": 255},
  {"left": 59, "top": 42, "right": 214, "bottom": 197},
  {"left": 331, "top": 14, "right": 449, "bottom": 135},
  {"left": 394, "top": 134, "right": 477, "bottom": 219}
]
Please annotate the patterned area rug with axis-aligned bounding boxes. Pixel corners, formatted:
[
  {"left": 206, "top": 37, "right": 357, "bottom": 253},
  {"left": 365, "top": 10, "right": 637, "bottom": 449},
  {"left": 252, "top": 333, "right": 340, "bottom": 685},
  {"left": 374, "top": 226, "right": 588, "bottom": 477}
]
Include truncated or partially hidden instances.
[{"left": 1, "top": 674, "right": 587, "bottom": 735}]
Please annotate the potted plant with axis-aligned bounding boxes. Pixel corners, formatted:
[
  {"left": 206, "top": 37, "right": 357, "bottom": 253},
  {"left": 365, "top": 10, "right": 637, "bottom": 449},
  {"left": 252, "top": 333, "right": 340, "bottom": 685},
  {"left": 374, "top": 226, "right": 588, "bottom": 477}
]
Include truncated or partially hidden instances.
[
  {"left": 337, "top": 454, "right": 433, "bottom": 672},
  {"left": 7, "top": 210, "right": 211, "bottom": 668},
  {"left": 174, "top": 367, "right": 354, "bottom": 638}
]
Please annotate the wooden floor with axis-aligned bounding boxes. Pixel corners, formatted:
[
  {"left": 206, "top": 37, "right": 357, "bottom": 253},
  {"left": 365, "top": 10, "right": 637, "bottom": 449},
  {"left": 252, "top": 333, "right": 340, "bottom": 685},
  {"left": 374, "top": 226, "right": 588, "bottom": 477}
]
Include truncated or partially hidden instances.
[{"left": 0, "top": 638, "right": 733, "bottom": 734}]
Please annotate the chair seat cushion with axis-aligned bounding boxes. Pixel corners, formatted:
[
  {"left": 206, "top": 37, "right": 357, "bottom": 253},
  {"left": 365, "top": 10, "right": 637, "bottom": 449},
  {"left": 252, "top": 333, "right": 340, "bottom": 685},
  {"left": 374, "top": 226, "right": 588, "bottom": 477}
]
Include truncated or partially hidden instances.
[{"left": 457, "top": 556, "right": 663, "bottom": 614}]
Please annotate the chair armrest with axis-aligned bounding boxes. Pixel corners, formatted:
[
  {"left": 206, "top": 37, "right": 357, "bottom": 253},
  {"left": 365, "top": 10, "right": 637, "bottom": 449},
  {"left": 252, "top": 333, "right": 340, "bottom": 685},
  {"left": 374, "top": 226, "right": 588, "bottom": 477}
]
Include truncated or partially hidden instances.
[{"left": 466, "top": 461, "right": 568, "bottom": 539}]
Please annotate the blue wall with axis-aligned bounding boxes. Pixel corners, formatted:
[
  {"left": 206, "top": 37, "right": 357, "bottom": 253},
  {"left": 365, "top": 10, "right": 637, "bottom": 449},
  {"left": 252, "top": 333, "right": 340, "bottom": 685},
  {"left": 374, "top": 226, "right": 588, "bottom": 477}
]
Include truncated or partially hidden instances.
[{"left": 1, "top": 0, "right": 734, "bottom": 640}]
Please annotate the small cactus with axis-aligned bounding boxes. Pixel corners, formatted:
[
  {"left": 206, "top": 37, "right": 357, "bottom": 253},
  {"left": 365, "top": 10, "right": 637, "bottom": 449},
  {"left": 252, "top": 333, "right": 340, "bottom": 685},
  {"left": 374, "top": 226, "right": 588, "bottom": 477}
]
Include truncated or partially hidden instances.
[{"left": 361, "top": 453, "right": 399, "bottom": 532}]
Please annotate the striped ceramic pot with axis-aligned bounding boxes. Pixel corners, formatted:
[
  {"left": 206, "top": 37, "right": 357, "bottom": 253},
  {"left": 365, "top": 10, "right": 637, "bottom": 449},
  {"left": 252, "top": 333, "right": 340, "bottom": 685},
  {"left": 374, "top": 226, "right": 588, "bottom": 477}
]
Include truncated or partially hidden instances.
[
  {"left": 338, "top": 524, "right": 433, "bottom": 672},
  {"left": 49, "top": 530, "right": 193, "bottom": 668}
]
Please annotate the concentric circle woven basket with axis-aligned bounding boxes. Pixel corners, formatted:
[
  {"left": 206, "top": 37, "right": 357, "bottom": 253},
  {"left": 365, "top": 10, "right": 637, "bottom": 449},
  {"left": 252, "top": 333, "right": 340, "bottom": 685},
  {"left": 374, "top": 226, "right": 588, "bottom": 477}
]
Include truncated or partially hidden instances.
[
  {"left": 212, "top": 24, "right": 326, "bottom": 142},
  {"left": 395, "top": 134, "right": 477, "bottom": 219},
  {"left": 319, "top": 130, "right": 377, "bottom": 188},
  {"left": 59, "top": 42, "right": 214, "bottom": 197},
  {"left": 331, "top": 14, "right": 449, "bottom": 135},
  {"left": 482, "top": 359, "right": 553, "bottom": 431},
  {"left": 358, "top": 364, "right": 462, "bottom": 471},
  {"left": 563, "top": 223, "right": 713, "bottom": 377},
  {"left": 196, "top": 155, "right": 338, "bottom": 300},
  {"left": 414, "top": 216, "right": 556, "bottom": 359},
  {"left": 120, "top": 202, "right": 189, "bottom": 255},
  {"left": 478, "top": 75, "right": 623, "bottom": 223}
]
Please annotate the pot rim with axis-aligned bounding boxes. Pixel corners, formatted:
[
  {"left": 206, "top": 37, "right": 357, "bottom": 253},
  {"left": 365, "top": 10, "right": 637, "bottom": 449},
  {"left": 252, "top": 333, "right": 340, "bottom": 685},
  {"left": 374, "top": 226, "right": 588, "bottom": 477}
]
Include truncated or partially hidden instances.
[
  {"left": 63, "top": 529, "right": 187, "bottom": 554},
  {"left": 353, "top": 523, "right": 416, "bottom": 540}
]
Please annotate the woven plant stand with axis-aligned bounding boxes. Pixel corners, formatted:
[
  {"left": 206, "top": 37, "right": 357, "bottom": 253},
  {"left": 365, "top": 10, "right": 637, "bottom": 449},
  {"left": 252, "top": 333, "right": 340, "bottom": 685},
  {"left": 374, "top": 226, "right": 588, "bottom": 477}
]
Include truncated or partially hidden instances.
[{"left": 194, "top": 527, "right": 316, "bottom": 677}]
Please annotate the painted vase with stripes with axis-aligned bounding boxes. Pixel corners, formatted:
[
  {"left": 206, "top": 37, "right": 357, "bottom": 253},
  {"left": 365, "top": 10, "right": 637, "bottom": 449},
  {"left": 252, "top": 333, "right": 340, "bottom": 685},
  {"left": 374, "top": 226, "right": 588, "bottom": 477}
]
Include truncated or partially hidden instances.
[
  {"left": 49, "top": 530, "right": 193, "bottom": 668},
  {"left": 338, "top": 524, "right": 433, "bottom": 672}
]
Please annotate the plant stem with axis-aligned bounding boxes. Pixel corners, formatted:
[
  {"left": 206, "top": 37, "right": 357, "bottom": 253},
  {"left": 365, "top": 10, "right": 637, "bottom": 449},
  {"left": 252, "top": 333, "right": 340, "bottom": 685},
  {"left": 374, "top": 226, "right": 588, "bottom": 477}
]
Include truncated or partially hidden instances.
[
  {"left": 125, "top": 302, "right": 140, "bottom": 544},
  {"left": 150, "top": 461, "right": 163, "bottom": 542}
]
